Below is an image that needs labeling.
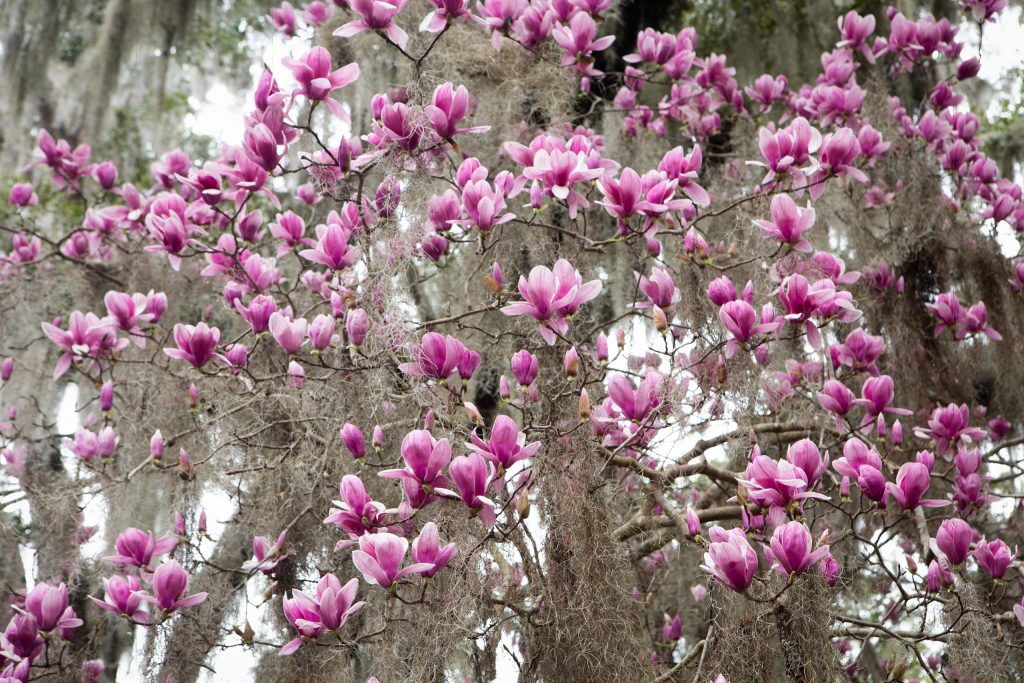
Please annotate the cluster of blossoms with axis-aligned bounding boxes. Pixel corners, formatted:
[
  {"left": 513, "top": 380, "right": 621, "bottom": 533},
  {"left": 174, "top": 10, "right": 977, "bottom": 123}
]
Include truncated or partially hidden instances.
[{"left": 3, "top": 0, "right": 1024, "bottom": 679}]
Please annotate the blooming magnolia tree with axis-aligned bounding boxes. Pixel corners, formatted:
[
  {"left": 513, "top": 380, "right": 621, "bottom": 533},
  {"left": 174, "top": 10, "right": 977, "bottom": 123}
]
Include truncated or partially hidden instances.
[{"left": 2, "top": 0, "right": 1024, "bottom": 681}]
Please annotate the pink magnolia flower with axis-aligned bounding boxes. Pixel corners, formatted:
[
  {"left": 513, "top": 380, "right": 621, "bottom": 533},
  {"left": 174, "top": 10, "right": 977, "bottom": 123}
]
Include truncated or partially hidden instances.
[
  {"left": 241, "top": 531, "right": 294, "bottom": 575},
  {"left": 500, "top": 260, "right": 602, "bottom": 345},
  {"left": 164, "top": 322, "right": 222, "bottom": 369},
  {"left": 42, "top": 311, "right": 125, "bottom": 379},
  {"left": 324, "top": 475, "right": 392, "bottom": 544},
  {"left": 973, "top": 538, "right": 1016, "bottom": 579},
  {"left": 439, "top": 453, "right": 497, "bottom": 525},
  {"left": 420, "top": 0, "right": 474, "bottom": 32},
  {"left": 104, "top": 291, "right": 155, "bottom": 346},
  {"left": 334, "top": 0, "right": 410, "bottom": 50},
  {"left": 299, "top": 219, "right": 360, "bottom": 270},
  {"left": 268, "top": 312, "right": 308, "bottom": 354},
  {"left": 753, "top": 193, "right": 814, "bottom": 251},
  {"left": 637, "top": 268, "right": 680, "bottom": 310},
  {"left": 466, "top": 415, "right": 541, "bottom": 471},
  {"left": 745, "top": 74, "right": 787, "bottom": 112},
  {"left": 410, "top": 522, "right": 457, "bottom": 577},
  {"left": 104, "top": 528, "right": 178, "bottom": 570},
  {"left": 341, "top": 423, "right": 366, "bottom": 460},
  {"left": 8, "top": 183, "right": 39, "bottom": 207},
  {"left": 352, "top": 532, "right": 433, "bottom": 589},
  {"left": 24, "top": 583, "right": 82, "bottom": 635},
  {"left": 737, "top": 451, "right": 828, "bottom": 509},
  {"left": 521, "top": 148, "right": 604, "bottom": 218},
  {"left": 607, "top": 372, "right": 664, "bottom": 422},
  {"left": 456, "top": 179, "right": 515, "bottom": 231},
  {"left": 3, "top": 614, "right": 44, "bottom": 663},
  {"left": 933, "top": 519, "right": 974, "bottom": 566},
  {"left": 144, "top": 560, "right": 208, "bottom": 615},
  {"left": 785, "top": 439, "right": 828, "bottom": 485},
  {"left": 885, "top": 462, "right": 949, "bottom": 510},
  {"left": 90, "top": 575, "right": 149, "bottom": 623},
  {"left": 379, "top": 430, "right": 452, "bottom": 508},
  {"left": 914, "top": 403, "right": 987, "bottom": 455},
  {"left": 765, "top": 521, "right": 829, "bottom": 578},
  {"left": 511, "top": 349, "right": 539, "bottom": 386},
  {"left": 270, "top": 2, "right": 298, "bottom": 35},
  {"left": 280, "top": 574, "right": 364, "bottom": 655},
  {"left": 398, "top": 332, "right": 474, "bottom": 381},
  {"left": 282, "top": 48, "right": 359, "bottom": 119},
  {"left": 701, "top": 526, "right": 758, "bottom": 592},
  {"left": 426, "top": 82, "right": 489, "bottom": 139}
]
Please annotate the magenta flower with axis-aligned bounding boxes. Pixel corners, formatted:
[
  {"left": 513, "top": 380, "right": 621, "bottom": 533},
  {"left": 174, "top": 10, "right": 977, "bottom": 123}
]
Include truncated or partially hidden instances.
[
  {"left": 466, "top": 415, "right": 541, "bottom": 471},
  {"left": 753, "top": 194, "right": 815, "bottom": 252},
  {"left": 352, "top": 532, "right": 434, "bottom": 589},
  {"left": 104, "top": 291, "right": 154, "bottom": 346},
  {"left": 973, "top": 538, "right": 1016, "bottom": 579},
  {"left": 241, "top": 530, "right": 294, "bottom": 575},
  {"left": 701, "top": 526, "right": 758, "bottom": 592},
  {"left": 410, "top": 522, "right": 457, "bottom": 578},
  {"left": 346, "top": 308, "right": 370, "bottom": 346},
  {"left": 426, "top": 82, "right": 489, "bottom": 139},
  {"left": 551, "top": 11, "right": 614, "bottom": 75},
  {"left": 235, "top": 294, "right": 278, "bottom": 335},
  {"left": 854, "top": 375, "right": 911, "bottom": 420},
  {"left": 42, "top": 310, "right": 125, "bottom": 379},
  {"left": 270, "top": 2, "right": 298, "bottom": 35},
  {"left": 8, "top": 183, "right": 39, "bottom": 207},
  {"left": 501, "top": 260, "right": 602, "bottom": 345},
  {"left": 164, "top": 322, "right": 222, "bottom": 369},
  {"left": 334, "top": 0, "right": 410, "bottom": 50},
  {"left": 341, "top": 423, "right": 366, "bottom": 459},
  {"left": 24, "top": 583, "right": 82, "bottom": 635},
  {"left": 914, "top": 403, "right": 987, "bottom": 455},
  {"left": 885, "top": 462, "right": 949, "bottom": 510},
  {"left": 440, "top": 453, "right": 497, "bottom": 525},
  {"left": 456, "top": 178, "right": 515, "bottom": 231},
  {"left": 607, "top": 372, "right": 664, "bottom": 422},
  {"left": 324, "top": 475, "right": 391, "bottom": 545},
  {"left": 597, "top": 167, "right": 643, "bottom": 221},
  {"left": 420, "top": 0, "right": 474, "bottom": 32},
  {"left": 280, "top": 574, "right": 364, "bottom": 655},
  {"left": 3, "top": 613, "right": 44, "bottom": 662},
  {"left": 637, "top": 268, "right": 680, "bottom": 311},
  {"left": 785, "top": 439, "right": 828, "bottom": 485},
  {"left": 398, "top": 332, "right": 472, "bottom": 381},
  {"left": 934, "top": 519, "right": 974, "bottom": 566},
  {"left": 268, "top": 312, "right": 308, "bottom": 355},
  {"left": 90, "top": 575, "right": 149, "bottom": 623},
  {"left": 522, "top": 148, "right": 603, "bottom": 218},
  {"left": 143, "top": 560, "right": 208, "bottom": 615},
  {"left": 511, "top": 349, "right": 539, "bottom": 386},
  {"left": 283, "top": 47, "right": 359, "bottom": 120},
  {"left": 766, "top": 521, "right": 829, "bottom": 578},
  {"left": 104, "top": 528, "right": 178, "bottom": 571},
  {"left": 379, "top": 430, "right": 452, "bottom": 508},
  {"left": 737, "top": 451, "right": 828, "bottom": 510},
  {"left": 299, "top": 219, "right": 360, "bottom": 270}
]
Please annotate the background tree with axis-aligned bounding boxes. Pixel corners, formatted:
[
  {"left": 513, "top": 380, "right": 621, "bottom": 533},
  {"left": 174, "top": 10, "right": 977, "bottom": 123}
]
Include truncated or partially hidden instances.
[{"left": 2, "top": 1, "right": 1024, "bottom": 682}]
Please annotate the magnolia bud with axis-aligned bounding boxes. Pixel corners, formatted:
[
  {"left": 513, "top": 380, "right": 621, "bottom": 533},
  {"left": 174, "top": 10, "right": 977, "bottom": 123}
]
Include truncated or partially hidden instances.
[
  {"left": 100, "top": 380, "right": 114, "bottom": 412},
  {"left": 563, "top": 347, "right": 580, "bottom": 378},
  {"left": 178, "top": 448, "right": 196, "bottom": 480},
  {"left": 578, "top": 389, "right": 591, "bottom": 420},
  {"left": 372, "top": 425, "right": 384, "bottom": 450},
  {"left": 464, "top": 401, "right": 483, "bottom": 426},
  {"left": 150, "top": 430, "right": 165, "bottom": 462}
]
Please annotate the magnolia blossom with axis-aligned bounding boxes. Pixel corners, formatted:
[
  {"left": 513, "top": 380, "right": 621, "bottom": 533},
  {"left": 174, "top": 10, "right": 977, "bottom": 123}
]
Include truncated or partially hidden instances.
[
  {"left": 280, "top": 574, "right": 364, "bottom": 655},
  {"left": 352, "top": 532, "right": 433, "bottom": 589},
  {"left": 466, "top": 415, "right": 541, "bottom": 471},
  {"left": 701, "top": 526, "right": 758, "bottom": 592},
  {"left": 501, "top": 260, "right": 602, "bottom": 344}
]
